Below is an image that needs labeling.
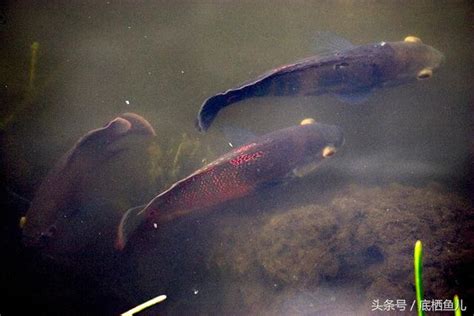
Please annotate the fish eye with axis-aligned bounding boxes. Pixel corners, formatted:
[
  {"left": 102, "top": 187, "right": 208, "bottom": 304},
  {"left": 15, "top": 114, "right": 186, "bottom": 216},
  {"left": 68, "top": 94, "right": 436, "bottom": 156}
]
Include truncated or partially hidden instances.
[
  {"left": 19, "top": 216, "right": 27, "bottom": 230},
  {"left": 404, "top": 36, "right": 422, "bottom": 44},
  {"left": 322, "top": 146, "right": 336, "bottom": 158},
  {"left": 300, "top": 118, "right": 316, "bottom": 125},
  {"left": 417, "top": 68, "right": 432, "bottom": 80},
  {"left": 334, "top": 62, "right": 349, "bottom": 70}
]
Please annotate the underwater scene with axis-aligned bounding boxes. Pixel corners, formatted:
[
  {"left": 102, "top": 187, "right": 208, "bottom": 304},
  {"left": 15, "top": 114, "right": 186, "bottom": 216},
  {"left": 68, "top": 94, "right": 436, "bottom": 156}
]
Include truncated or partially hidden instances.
[{"left": 1, "top": 1, "right": 473, "bottom": 315}]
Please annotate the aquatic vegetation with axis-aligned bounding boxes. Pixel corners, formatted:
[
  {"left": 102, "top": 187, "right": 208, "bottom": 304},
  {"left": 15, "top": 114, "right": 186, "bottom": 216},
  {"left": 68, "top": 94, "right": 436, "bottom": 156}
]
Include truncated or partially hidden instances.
[
  {"left": 413, "top": 241, "right": 465, "bottom": 316},
  {"left": 414, "top": 240, "right": 425, "bottom": 316},
  {"left": 169, "top": 132, "right": 202, "bottom": 181},
  {"left": 147, "top": 132, "right": 213, "bottom": 189},
  {"left": 0, "top": 41, "right": 40, "bottom": 130},
  {"left": 121, "top": 295, "right": 166, "bottom": 316},
  {"left": 28, "top": 41, "right": 40, "bottom": 94},
  {"left": 1, "top": 41, "right": 43, "bottom": 131},
  {"left": 454, "top": 294, "right": 462, "bottom": 316},
  {"left": 121, "top": 294, "right": 166, "bottom": 316},
  {"left": 208, "top": 183, "right": 473, "bottom": 314},
  {"left": 147, "top": 141, "right": 165, "bottom": 183}
]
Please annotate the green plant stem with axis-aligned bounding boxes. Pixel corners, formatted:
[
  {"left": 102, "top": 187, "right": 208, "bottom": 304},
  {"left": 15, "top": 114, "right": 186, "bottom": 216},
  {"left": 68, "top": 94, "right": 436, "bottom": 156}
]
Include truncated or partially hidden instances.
[
  {"left": 28, "top": 42, "right": 40, "bottom": 94},
  {"left": 414, "top": 240, "right": 425, "bottom": 316},
  {"left": 453, "top": 294, "right": 461, "bottom": 316}
]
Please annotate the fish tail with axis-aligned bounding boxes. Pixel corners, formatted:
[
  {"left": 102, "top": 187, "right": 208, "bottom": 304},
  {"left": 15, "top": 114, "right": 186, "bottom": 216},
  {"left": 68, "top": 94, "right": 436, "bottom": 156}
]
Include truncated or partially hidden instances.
[
  {"left": 196, "top": 88, "right": 248, "bottom": 132},
  {"left": 115, "top": 204, "right": 147, "bottom": 250}
]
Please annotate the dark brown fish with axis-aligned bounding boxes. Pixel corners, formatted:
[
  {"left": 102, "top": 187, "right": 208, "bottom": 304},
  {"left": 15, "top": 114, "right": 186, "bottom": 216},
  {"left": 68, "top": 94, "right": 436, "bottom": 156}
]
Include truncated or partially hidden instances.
[
  {"left": 22, "top": 113, "right": 156, "bottom": 253},
  {"left": 116, "top": 120, "right": 344, "bottom": 249},
  {"left": 196, "top": 36, "right": 444, "bottom": 131}
]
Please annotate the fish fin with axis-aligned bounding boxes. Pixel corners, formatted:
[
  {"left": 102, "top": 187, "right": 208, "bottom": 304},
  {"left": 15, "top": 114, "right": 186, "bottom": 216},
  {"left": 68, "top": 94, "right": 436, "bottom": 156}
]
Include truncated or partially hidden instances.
[
  {"left": 221, "top": 125, "right": 257, "bottom": 148},
  {"left": 119, "top": 113, "right": 156, "bottom": 137},
  {"left": 66, "top": 117, "right": 132, "bottom": 164},
  {"left": 196, "top": 93, "right": 230, "bottom": 132},
  {"left": 115, "top": 204, "right": 147, "bottom": 250},
  {"left": 292, "top": 160, "right": 324, "bottom": 178},
  {"left": 67, "top": 114, "right": 155, "bottom": 164},
  {"left": 196, "top": 92, "right": 235, "bottom": 132},
  {"left": 313, "top": 32, "right": 355, "bottom": 54},
  {"left": 333, "top": 89, "right": 372, "bottom": 105}
]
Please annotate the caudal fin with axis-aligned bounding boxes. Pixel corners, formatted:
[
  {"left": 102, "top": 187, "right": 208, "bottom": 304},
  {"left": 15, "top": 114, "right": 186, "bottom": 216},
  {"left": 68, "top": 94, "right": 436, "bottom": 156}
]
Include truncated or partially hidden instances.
[
  {"left": 115, "top": 204, "right": 147, "bottom": 250},
  {"left": 196, "top": 88, "right": 248, "bottom": 132},
  {"left": 196, "top": 93, "right": 230, "bottom": 132}
]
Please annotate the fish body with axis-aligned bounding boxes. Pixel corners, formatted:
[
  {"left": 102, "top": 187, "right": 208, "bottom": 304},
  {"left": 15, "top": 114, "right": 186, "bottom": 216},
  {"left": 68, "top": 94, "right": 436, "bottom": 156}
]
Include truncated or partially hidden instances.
[
  {"left": 196, "top": 36, "right": 444, "bottom": 131},
  {"left": 116, "top": 121, "right": 344, "bottom": 249},
  {"left": 22, "top": 113, "right": 156, "bottom": 253}
]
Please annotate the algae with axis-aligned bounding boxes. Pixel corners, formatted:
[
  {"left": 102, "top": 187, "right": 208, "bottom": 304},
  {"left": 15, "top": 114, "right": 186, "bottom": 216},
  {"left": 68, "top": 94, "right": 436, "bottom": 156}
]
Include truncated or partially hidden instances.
[
  {"left": 147, "top": 132, "right": 214, "bottom": 190},
  {"left": 207, "top": 183, "right": 473, "bottom": 314}
]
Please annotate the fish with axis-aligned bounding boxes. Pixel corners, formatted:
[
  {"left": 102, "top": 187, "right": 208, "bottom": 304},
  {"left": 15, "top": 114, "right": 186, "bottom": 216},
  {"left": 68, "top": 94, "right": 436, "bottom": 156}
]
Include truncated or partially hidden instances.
[
  {"left": 22, "top": 113, "right": 156, "bottom": 254},
  {"left": 196, "top": 36, "right": 444, "bottom": 131},
  {"left": 116, "top": 119, "right": 344, "bottom": 250}
]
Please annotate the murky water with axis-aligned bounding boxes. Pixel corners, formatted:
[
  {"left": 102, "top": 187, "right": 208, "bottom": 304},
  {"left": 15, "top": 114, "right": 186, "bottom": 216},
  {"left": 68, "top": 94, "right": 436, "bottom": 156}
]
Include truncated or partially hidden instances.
[{"left": 1, "top": 1, "right": 472, "bottom": 315}]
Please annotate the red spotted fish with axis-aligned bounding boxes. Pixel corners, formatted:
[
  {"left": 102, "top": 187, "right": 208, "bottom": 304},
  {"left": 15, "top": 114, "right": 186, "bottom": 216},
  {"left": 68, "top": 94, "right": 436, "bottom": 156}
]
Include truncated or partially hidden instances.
[
  {"left": 116, "top": 119, "right": 344, "bottom": 250},
  {"left": 21, "top": 113, "right": 156, "bottom": 253},
  {"left": 196, "top": 36, "right": 444, "bottom": 131}
]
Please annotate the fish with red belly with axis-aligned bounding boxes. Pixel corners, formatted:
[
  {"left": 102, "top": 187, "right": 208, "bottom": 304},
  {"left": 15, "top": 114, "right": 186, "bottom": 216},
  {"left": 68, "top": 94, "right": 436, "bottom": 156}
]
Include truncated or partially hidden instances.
[
  {"left": 116, "top": 119, "right": 344, "bottom": 250},
  {"left": 196, "top": 36, "right": 444, "bottom": 131}
]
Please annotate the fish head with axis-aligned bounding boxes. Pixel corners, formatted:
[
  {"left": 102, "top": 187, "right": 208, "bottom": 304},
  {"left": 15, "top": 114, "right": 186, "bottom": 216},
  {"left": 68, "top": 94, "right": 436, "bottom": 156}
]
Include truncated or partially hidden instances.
[
  {"left": 22, "top": 202, "right": 117, "bottom": 257},
  {"left": 22, "top": 205, "right": 84, "bottom": 254},
  {"left": 292, "top": 122, "right": 344, "bottom": 177},
  {"left": 67, "top": 113, "right": 156, "bottom": 163},
  {"left": 388, "top": 36, "right": 444, "bottom": 82},
  {"left": 21, "top": 113, "right": 155, "bottom": 255}
]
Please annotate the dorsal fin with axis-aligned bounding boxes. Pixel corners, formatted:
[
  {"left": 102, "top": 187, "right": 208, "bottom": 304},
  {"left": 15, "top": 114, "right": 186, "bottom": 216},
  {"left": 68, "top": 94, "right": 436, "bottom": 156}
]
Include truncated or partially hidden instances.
[{"left": 313, "top": 32, "right": 355, "bottom": 54}]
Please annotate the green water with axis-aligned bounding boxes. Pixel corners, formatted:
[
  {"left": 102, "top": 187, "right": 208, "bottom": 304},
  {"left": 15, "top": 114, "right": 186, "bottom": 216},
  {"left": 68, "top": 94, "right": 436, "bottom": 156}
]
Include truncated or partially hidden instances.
[{"left": 1, "top": 1, "right": 472, "bottom": 315}]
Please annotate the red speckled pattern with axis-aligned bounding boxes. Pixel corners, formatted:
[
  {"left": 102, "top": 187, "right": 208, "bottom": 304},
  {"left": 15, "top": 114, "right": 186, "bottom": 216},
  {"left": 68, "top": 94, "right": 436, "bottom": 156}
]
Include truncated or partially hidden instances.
[{"left": 142, "top": 123, "right": 338, "bottom": 226}]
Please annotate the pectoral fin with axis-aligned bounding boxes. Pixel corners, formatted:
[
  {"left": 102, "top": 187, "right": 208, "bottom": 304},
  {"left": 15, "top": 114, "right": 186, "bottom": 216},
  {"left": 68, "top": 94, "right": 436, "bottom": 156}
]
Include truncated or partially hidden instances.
[{"left": 292, "top": 160, "right": 323, "bottom": 178}]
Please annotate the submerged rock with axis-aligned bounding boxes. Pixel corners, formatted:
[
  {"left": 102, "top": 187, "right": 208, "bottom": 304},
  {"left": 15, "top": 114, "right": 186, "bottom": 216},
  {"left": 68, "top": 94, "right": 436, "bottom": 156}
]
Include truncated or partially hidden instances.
[{"left": 208, "top": 182, "right": 473, "bottom": 314}]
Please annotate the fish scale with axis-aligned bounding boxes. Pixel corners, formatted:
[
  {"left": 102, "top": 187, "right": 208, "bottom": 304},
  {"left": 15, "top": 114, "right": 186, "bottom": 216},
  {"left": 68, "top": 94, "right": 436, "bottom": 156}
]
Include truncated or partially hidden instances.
[{"left": 116, "top": 121, "right": 344, "bottom": 250}]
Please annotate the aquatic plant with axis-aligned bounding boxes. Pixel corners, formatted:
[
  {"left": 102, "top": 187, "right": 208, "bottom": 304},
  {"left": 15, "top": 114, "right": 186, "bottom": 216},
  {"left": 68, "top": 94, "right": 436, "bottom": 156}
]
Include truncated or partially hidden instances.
[
  {"left": 414, "top": 241, "right": 464, "bottom": 316},
  {"left": 207, "top": 183, "right": 472, "bottom": 314},
  {"left": 0, "top": 41, "right": 40, "bottom": 131},
  {"left": 454, "top": 294, "right": 462, "bottom": 316},
  {"left": 169, "top": 132, "right": 201, "bottom": 181},
  {"left": 28, "top": 41, "right": 40, "bottom": 94},
  {"left": 147, "top": 133, "right": 214, "bottom": 189},
  {"left": 414, "top": 240, "right": 424, "bottom": 316},
  {"left": 121, "top": 294, "right": 166, "bottom": 316}
]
